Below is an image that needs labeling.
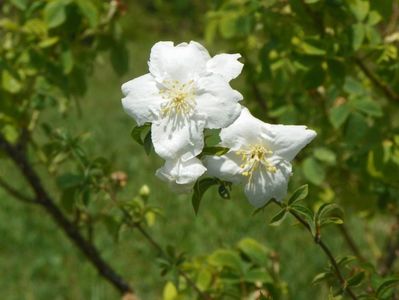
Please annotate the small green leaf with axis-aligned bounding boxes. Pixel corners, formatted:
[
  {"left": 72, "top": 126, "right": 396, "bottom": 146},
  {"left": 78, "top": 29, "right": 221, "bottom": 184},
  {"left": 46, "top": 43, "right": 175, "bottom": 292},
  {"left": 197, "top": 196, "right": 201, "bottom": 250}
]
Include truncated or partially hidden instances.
[
  {"left": 237, "top": 238, "right": 269, "bottom": 266},
  {"left": 351, "top": 98, "right": 383, "bottom": 117},
  {"left": 350, "top": 0, "right": 370, "bottom": 22},
  {"left": 163, "top": 281, "right": 178, "bottom": 300},
  {"left": 44, "top": 0, "right": 68, "bottom": 28},
  {"left": 38, "top": 36, "right": 59, "bottom": 48},
  {"left": 130, "top": 123, "right": 151, "bottom": 145},
  {"left": 352, "top": 23, "right": 365, "bottom": 50},
  {"left": 303, "top": 157, "right": 326, "bottom": 186},
  {"left": 269, "top": 208, "right": 288, "bottom": 226},
  {"left": 201, "top": 146, "right": 229, "bottom": 157},
  {"left": 312, "top": 272, "right": 331, "bottom": 285},
  {"left": 243, "top": 269, "right": 271, "bottom": 283},
  {"left": 329, "top": 104, "right": 351, "bottom": 129},
  {"left": 316, "top": 203, "right": 342, "bottom": 221},
  {"left": 314, "top": 147, "right": 337, "bottom": 165},
  {"left": 2, "top": 70, "right": 22, "bottom": 94},
  {"left": 143, "top": 130, "right": 153, "bottom": 155},
  {"left": 192, "top": 178, "right": 218, "bottom": 214},
  {"left": 209, "top": 249, "right": 243, "bottom": 273},
  {"left": 376, "top": 277, "right": 399, "bottom": 297},
  {"left": 56, "top": 173, "right": 83, "bottom": 189},
  {"left": 76, "top": 0, "right": 99, "bottom": 27},
  {"left": 300, "top": 41, "right": 326, "bottom": 56},
  {"left": 10, "top": 0, "right": 28, "bottom": 10},
  {"left": 288, "top": 184, "right": 308, "bottom": 205},
  {"left": 347, "top": 271, "right": 365, "bottom": 287}
]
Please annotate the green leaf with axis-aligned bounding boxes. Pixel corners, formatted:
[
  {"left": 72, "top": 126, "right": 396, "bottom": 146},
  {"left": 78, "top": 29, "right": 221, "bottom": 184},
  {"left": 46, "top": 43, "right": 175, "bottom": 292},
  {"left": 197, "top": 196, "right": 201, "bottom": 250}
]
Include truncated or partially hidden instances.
[
  {"left": 243, "top": 269, "right": 271, "bottom": 283},
  {"left": 351, "top": 98, "right": 382, "bottom": 117},
  {"left": 209, "top": 249, "right": 243, "bottom": 273},
  {"left": 367, "top": 10, "right": 382, "bottom": 25},
  {"left": 143, "top": 130, "right": 153, "bottom": 155},
  {"left": 329, "top": 104, "right": 351, "bottom": 129},
  {"left": 38, "top": 36, "right": 59, "bottom": 48},
  {"left": 61, "top": 48, "right": 74, "bottom": 74},
  {"left": 237, "top": 238, "right": 269, "bottom": 266},
  {"left": 304, "top": 0, "right": 320, "bottom": 3},
  {"left": 376, "top": 277, "right": 399, "bottom": 297},
  {"left": 269, "top": 208, "right": 288, "bottom": 226},
  {"left": 300, "top": 41, "right": 326, "bottom": 56},
  {"left": 347, "top": 271, "right": 365, "bottom": 287},
  {"left": 352, "top": 23, "right": 365, "bottom": 50},
  {"left": 10, "top": 0, "right": 28, "bottom": 10},
  {"left": 130, "top": 123, "right": 151, "bottom": 145},
  {"left": 56, "top": 173, "right": 83, "bottom": 189},
  {"left": 312, "top": 272, "right": 331, "bottom": 285},
  {"left": 288, "top": 185, "right": 308, "bottom": 205},
  {"left": 44, "top": 0, "right": 68, "bottom": 28},
  {"left": 2, "top": 70, "right": 22, "bottom": 94},
  {"left": 302, "top": 157, "right": 325, "bottom": 186},
  {"left": 316, "top": 203, "right": 341, "bottom": 221},
  {"left": 201, "top": 146, "right": 229, "bottom": 156},
  {"left": 345, "top": 112, "right": 368, "bottom": 143},
  {"left": 350, "top": 0, "right": 370, "bottom": 22},
  {"left": 314, "top": 147, "right": 337, "bottom": 165},
  {"left": 192, "top": 178, "right": 218, "bottom": 214},
  {"left": 110, "top": 41, "right": 129, "bottom": 76},
  {"left": 76, "top": 0, "right": 99, "bottom": 27},
  {"left": 163, "top": 281, "right": 178, "bottom": 300}
]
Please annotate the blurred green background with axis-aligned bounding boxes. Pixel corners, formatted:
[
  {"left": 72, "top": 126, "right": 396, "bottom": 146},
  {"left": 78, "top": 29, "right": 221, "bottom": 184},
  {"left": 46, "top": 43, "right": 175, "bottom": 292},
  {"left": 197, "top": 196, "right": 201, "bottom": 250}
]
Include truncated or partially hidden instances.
[{"left": 1, "top": 0, "right": 399, "bottom": 299}]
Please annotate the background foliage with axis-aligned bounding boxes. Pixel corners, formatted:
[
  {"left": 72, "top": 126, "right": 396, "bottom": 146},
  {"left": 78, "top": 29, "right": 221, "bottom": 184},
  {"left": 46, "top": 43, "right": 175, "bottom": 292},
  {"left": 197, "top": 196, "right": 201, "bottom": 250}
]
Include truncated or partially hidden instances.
[{"left": 1, "top": 0, "right": 399, "bottom": 299}]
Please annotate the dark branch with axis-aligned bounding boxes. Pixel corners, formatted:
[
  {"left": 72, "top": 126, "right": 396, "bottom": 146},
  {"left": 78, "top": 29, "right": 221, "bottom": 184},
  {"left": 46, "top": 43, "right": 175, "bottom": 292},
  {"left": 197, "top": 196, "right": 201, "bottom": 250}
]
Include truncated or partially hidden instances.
[
  {"left": 338, "top": 224, "right": 366, "bottom": 262},
  {"left": 0, "top": 133, "right": 134, "bottom": 296},
  {"left": 272, "top": 201, "right": 358, "bottom": 300}
]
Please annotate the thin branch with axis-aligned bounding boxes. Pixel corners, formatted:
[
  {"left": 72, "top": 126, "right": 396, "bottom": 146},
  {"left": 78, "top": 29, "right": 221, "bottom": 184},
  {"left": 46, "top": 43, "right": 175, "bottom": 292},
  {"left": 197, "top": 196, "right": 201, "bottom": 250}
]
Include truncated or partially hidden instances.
[
  {"left": 272, "top": 201, "right": 358, "bottom": 300},
  {"left": 354, "top": 58, "right": 399, "bottom": 103},
  {"left": 337, "top": 224, "right": 366, "bottom": 262},
  {"left": 0, "top": 176, "right": 35, "bottom": 204},
  {"left": 0, "top": 133, "right": 134, "bottom": 297}
]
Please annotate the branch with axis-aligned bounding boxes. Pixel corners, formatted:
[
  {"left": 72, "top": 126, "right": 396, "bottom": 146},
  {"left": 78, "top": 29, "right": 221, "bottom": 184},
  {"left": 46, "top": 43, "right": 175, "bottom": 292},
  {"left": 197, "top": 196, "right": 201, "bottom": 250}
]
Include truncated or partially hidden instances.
[
  {"left": 272, "top": 201, "right": 358, "bottom": 300},
  {"left": 0, "top": 134, "right": 135, "bottom": 297},
  {"left": 0, "top": 176, "right": 35, "bottom": 204},
  {"left": 337, "top": 224, "right": 366, "bottom": 262},
  {"left": 353, "top": 58, "right": 399, "bottom": 103}
]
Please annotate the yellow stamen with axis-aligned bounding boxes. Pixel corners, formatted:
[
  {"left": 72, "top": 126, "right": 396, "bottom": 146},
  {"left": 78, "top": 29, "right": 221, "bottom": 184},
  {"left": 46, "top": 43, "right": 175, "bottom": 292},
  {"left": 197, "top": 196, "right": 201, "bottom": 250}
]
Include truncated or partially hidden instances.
[
  {"left": 159, "top": 79, "right": 196, "bottom": 117},
  {"left": 236, "top": 145, "right": 276, "bottom": 181}
]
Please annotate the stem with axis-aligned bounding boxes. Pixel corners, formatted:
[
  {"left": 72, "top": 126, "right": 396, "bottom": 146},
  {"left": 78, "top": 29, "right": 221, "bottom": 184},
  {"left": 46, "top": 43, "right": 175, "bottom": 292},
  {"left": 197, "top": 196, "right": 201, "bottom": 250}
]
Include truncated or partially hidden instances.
[
  {"left": 0, "top": 134, "right": 134, "bottom": 296},
  {"left": 0, "top": 176, "right": 35, "bottom": 204},
  {"left": 272, "top": 201, "right": 358, "bottom": 300},
  {"left": 337, "top": 224, "right": 366, "bottom": 262}
]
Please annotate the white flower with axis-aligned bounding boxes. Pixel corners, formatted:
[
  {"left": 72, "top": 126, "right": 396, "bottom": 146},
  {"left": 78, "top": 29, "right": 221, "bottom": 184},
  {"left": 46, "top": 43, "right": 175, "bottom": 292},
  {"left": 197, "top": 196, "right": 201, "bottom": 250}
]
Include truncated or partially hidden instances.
[
  {"left": 203, "top": 108, "right": 317, "bottom": 207},
  {"left": 156, "top": 157, "right": 206, "bottom": 193},
  {"left": 122, "top": 41, "right": 243, "bottom": 162}
]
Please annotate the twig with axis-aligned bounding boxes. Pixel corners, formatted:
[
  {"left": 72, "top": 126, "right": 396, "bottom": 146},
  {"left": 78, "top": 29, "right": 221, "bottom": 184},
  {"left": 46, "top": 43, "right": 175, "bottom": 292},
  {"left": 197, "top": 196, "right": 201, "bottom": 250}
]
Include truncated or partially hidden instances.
[
  {"left": 272, "top": 201, "right": 358, "bottom": 300},
  {"left": 0, "top": 176, "right": 35, "bottom": 204},
  {"left": 0, "top": 133, "right": 135, "bottom": 297},
  {"left": 354, "top": 58, "right": 399, "bottom": 103},
  {"left": 338, "top": 224, "right": 366, "bottom": 262}
]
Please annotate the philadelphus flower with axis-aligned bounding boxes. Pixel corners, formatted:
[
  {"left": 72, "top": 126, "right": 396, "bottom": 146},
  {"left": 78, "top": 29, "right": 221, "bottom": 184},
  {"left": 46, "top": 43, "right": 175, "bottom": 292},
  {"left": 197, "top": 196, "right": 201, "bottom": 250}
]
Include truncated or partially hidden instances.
[
  {"left": 121, "top": 41, "right": 243, "bottom": 188},
  {"left": 203, "top": 108, "right": 317, "bottom": 207}
]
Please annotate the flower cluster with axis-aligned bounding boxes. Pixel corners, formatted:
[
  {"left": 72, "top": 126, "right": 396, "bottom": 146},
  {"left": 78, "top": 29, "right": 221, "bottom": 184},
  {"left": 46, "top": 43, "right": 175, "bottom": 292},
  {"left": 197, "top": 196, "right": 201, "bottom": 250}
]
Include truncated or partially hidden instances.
[{"left": 122, "top": 41, "right": 316, "bottom": 207}]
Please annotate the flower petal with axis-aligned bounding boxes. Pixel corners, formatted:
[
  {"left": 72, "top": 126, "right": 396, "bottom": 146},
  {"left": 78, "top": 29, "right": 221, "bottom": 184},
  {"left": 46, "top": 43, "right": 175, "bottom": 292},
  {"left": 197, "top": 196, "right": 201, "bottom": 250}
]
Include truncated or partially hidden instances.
[
  {"left": 219, "top": 107, "right": 273, "bottom": 150},
  {"left": 267, "top": 125, "right": 317, "bottom": 161},
  {"left": 156, "top": 157, "right": 206, "bottom": 193},
  {"left": 244, "top": 161, "right": 292, "bottom": 208},
  {"left": 206, "top": 53, "right": 243, "bottom": 82},
  {"left": 121, "top": 74, "right": 164, "bottom": 125},
  {"left": 195, "top": 74, "right": 243, "bottom": 129},
  {"left": 151, "top": 114, "right": 206, "bottom": 161},
  {"left": 203, "top": 152, "right": 243, "bottom": 184},
  {"left": 149, "top": 41, "right": 211, "bottom": 82}
]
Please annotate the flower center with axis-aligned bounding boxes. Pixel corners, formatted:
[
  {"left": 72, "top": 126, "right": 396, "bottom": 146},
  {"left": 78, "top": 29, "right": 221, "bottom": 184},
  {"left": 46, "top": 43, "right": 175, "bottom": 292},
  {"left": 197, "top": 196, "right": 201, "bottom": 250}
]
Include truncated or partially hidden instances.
[
  {"left": 237, "top": 145, "right": 277, "bottom": 179},
  {"left": 159, "top": 80, "right": 196, "bottom": 118}
]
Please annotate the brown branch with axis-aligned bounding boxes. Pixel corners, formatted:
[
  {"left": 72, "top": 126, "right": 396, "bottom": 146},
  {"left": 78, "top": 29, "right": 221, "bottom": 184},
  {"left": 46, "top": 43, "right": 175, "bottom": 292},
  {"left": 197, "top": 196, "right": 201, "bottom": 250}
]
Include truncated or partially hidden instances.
[
  {"left": 354, "top": 58, "right": 399, "bottom": 103},
  {"left": 272, "top": 201, "right": 358, "bottom": 300},
  {"left": 0, "top": 133, "right": 134, "bottom": 297}
]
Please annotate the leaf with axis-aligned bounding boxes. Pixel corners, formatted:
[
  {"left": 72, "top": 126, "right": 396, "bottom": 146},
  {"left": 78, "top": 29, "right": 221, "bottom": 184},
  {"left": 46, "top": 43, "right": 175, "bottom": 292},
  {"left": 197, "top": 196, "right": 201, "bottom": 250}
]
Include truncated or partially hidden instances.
[
  {"left": 163, "top": 281, "right": 178, "bottom": 300},
  {"left": 269, "top": 208, "right": 288, "bottom": 226},
  {"left": 347, "top": 271, "right": 365, "bottom": 287},
  {"left": 130, "top": 123, "right": 151, "bottom": 145},
  {"left": 192, "top": 178, "right": 218, "bottom": 214},
  {"left": 350, "top": 0, "right": 370, "bottom": 22},
  {"left": 56, "top": 173, "right": 83, "bottom": 189},
  {"left": 201, "top": 146, "right": 229, "bottom": 157},
  {"left": 10, "top": 0, "right": 28, "bottom": 10},
  {"left": 351, "top": 98, "right": 382, "bottom": 117},
  {"left": 300, "top": 41, "right": 326, "bottom": 56},
  {"left": 314, "top": 147, "right": 337, "bottom": 165},
  {"left": 209, "top": 249, "right": 243, "bottom": 273},
  {"left": 315, "top": 203, "right": 342, "bottom": 221},
  {"left": 376, "top": 277, "right": 399, "bottom": 297},
  {"left": 243, "top": 269, "right": 271, "bottom": 283},
  {"left": 345, "top": 112, "right": 368, "bottom": 143},
  {"left": 288, "top": 184, "right": 308, "bottom": 205},
  {"left": 76, "top": 0, "right": 99, "bottom": 27},
  {"left": 352, "top": 23, "right": 365, "bottom": 50},
  {"left": 143, "top": 130, "right": 153, "bottom": 155},
  {"left": 344, "top": 77, "right": 365, "bottom": 95},
  {"left": 38, "top": 36, "right": 59, "bottom": 48},
  {"left": 237, "top": 238, "right": 269, "bottom": 266},
  {"left": 2, "top": 70, "right": 22, "bottom": 94},
  {"left": 312, "top": 272, "right": 332, "bottom": 285},
  {"left": 302, "top": 157, "right": 326, "bottom": 186},
  {"left": 61, "top": 48, "right": 74, "bottom": 74},
  {"left": 329, "top": 104, "right": 351, "bottom": 129},
  {"left": 44, "top": 0, "right": 68, "bottom": 28}
]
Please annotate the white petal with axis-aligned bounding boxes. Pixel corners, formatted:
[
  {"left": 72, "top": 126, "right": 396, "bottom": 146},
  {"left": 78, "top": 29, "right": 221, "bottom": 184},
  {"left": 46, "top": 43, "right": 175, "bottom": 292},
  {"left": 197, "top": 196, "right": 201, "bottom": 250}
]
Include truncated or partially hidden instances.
[
  {"left": 121, "top": 74, "right": 164, "bottom": 126},
  {"left": 151, "top": 115, "right": 205, "bottom": 161},
  {"left": 219, "top": 107, "right": 273, "bottom": 151},
  {"left": 156, "top": 157, "right": 206, "bottom": 190},
  {"left": 203, "top": 152, "right": 244, "bottom": 184},
  {"left": 195, "top": 74, "right": 243, "bottom": 129},
  {"left": 267, "top": 125, "right": 317, "bottom": 161},
  {"left": 148, "top": 41, "right": 211, "bottom": 82},
  {"left": 244, "top": 161, "right": 292, "bottom": 208},
  {"left": 206, "top": 53, "right": 243, "bottom": 82}
]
